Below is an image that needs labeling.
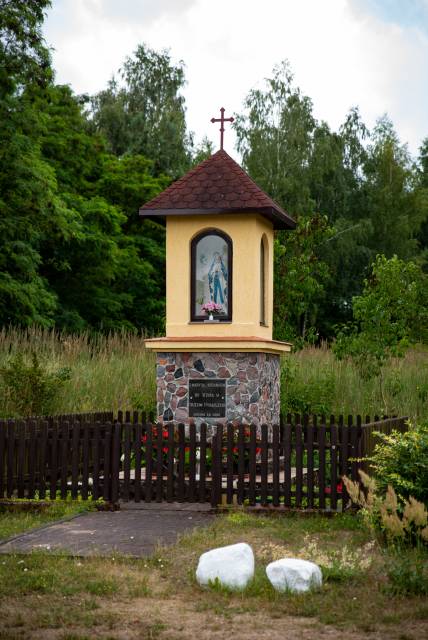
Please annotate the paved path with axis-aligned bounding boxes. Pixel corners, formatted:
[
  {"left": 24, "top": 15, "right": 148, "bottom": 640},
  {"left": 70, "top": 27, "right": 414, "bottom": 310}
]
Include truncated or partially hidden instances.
[{"left": 0, "top": 503, "right": 213, "bottom": 557}]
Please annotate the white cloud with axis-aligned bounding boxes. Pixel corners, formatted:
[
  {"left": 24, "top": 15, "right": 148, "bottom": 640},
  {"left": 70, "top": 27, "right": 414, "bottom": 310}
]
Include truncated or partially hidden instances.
[{"left": 43, "top": 0, "right": 428, "bottom": 158}]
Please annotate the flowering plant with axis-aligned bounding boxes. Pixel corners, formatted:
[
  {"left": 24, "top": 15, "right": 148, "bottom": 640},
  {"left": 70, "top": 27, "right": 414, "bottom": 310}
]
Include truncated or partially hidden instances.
[{"left": 201, "top": 301, "right": 223, "bottom": 315}]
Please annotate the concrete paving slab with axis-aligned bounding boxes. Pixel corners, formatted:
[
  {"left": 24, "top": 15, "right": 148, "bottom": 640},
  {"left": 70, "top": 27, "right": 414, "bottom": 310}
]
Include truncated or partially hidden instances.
[{"left": 0, "top": 506, "right": 213, "bottom": 557}]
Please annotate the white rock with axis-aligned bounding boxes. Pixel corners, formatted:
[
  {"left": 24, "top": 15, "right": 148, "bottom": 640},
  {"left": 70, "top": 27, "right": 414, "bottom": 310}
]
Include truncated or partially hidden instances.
[
  {"left": 266, "top": 558, "right": 322, "bottom": 593},
  {"left": 196, "top": 542, "right": 254, "bottom": 589}
]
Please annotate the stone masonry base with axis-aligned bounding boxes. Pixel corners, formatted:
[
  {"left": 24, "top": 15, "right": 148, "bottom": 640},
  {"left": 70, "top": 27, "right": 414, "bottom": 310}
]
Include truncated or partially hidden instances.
[{"left": 156, "top": 352, "right": 280, "bottom": 425}]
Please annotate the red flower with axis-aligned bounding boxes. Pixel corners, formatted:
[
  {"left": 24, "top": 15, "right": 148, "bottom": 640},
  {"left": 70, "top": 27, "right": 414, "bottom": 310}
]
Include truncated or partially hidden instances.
[{"left": 325, "top": 482, "right": 344, "bottom": 494}]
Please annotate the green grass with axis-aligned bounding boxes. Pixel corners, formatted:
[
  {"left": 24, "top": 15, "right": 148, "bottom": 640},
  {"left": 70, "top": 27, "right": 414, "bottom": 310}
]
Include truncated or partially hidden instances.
[
  {"left": 0, "top": 510, "right": 426, "bottom": 638},
  {"left": 0, "top": 552, "right": 151, "bottom": 599},
  {"left": 0, "top": 500, "right": 95, "bottom": 542},
  {"left": 0, "top": 327, "right": 427, "bottom": 422}
]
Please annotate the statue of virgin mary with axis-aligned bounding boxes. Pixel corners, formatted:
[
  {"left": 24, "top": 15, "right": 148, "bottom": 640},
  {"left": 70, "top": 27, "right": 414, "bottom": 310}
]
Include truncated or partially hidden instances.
[{"left": 208, "top": 252, "right": 228, "bottom": 310}]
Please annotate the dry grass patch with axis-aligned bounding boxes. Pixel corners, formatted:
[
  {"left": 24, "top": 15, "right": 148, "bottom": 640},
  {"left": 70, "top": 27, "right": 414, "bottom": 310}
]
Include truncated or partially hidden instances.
[{"left": 0, "top": 501, "right": 95, "bottom": 542}]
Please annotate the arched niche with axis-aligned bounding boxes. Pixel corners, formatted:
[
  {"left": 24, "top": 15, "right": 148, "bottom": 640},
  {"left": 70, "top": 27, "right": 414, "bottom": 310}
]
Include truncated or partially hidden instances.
[
  {"left": 190, "top": 229, "right": 233, "bottom": 322},
  {"left": 260, "top": 233, "right": 269, "bottom": 326}
]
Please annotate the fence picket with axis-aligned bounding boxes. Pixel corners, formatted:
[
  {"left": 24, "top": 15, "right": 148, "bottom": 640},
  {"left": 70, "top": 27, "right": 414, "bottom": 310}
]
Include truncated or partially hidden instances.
[
  {"left": 177, "top": 423, "right": 185, "bottom": 502},
  {"left": 307, "top": 416, "right": 314, "bottom": 508},
  {"left": 71, "top": 422, "right": 80, "bottom": 499},
  {"left": 38, "top": 421, "right": 48, "bottom": 500},
  {"left": 60, "top": 422, "right": 69, "bottom": 499},
  {"left": 211, "top": 425, "right": 223, "bottom": 508},
  {"left": 260, "top": 424, "right": 268, "bottom": 507},
  {"left": 237, "top": 424, "right": 245, "bottom": 505},
  {"left": 248, "top": 424, "right": 256, "bottom": 506},
  {"left": 167, "top": 423, "right": 174, "bottom": 503},
  {"left": 92, "top": 423, "right": 100, "bottom": 500},
  {"left": 318, "top": 421, "right": 326, "bottom": 510},
  {"left": 330, "top": 421, "right": 338, "bottom": 511},
  {"left": 272, "top": 424, "right": 280, "bottom": 507},
  {"left": 17, "top": 421, "right": 25, "bottom": 499},
  {"left": 188, "top": 423, "right": 196, "bottom": 502},
  {"left": 122, "top": 423, "right": 131, "bottom": 502},
  {"left": 199, "top": 423, "right": 207, "bottom": 503},
  {"left": 82, "top": 425, "right": 89, "bottom": 500},
  {"left": 284, "top": 420, "right": 292, "bottom": 508},
  {"left": 0, "top": 422, "right": 5, "bottom": 498},
  {"left": 134, "top": 423, "right": 142, "bottom": 503},
  {"left": 102, "top": 423, "right": 112, "bottom": 502},
  {"left": 295, "top": 419, "right": 303, "bottom": 508},
  {"left": 49, "top": 422, "right": 59, "bottom": 500},
  {"left": 7, "top": 420, "right": 15, "bottom": 498},
  {"left": 156, "top": 424, "right": 163, "bottom": 502},
  {"left": 226, "top": 423, "right": 234, "bottom": 505},
  {"left": 350, "top": 418, "right": 358, "bottom": 481},
  {"left": 111, "top": 422, "right": 121, "bottom": 504},
  {"left": 145, "top": 423, "right": 153, "bottom": 503}
]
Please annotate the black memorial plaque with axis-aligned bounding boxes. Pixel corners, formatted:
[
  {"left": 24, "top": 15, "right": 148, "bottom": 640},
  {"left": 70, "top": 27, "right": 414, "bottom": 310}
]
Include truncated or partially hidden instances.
[{"left": 189, "top": 379, "right": 226, "bottom": 418}]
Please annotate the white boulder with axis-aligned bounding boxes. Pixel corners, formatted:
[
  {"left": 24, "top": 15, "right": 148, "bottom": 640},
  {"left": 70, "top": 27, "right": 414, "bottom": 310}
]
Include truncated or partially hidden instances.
[
  {"left": 266, "top": 558, "right": 322, "bottom": 593},
  {"left": 196, "top": 542, "right": 254, "bottom": 590}
]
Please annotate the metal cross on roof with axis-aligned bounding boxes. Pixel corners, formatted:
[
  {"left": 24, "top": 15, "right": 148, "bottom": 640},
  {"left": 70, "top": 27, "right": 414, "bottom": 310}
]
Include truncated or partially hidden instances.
[{"left": 210, "top": 107, "right": 234, "bottom": 151}]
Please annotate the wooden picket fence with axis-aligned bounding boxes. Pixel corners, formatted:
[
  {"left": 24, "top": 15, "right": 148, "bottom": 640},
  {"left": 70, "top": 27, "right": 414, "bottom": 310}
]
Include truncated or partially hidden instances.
[{"left": 0, "top": 412, "right": 407, "bottom": 511}]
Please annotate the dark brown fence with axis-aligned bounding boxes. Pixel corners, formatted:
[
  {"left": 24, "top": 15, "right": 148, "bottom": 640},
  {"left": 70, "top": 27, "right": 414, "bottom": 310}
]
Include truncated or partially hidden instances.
[{"left": 0, "top": 412, "right": 408, "bottom": 511}]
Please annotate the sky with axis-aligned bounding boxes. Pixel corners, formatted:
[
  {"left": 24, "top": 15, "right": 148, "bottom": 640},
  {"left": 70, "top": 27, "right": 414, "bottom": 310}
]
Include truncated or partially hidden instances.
[{"left": 43, "top": 0, "right": 428, "bottom": 159}]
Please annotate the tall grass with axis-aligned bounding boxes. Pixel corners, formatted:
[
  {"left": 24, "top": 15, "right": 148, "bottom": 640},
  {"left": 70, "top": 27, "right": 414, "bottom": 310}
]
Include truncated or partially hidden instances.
[
  {"left": 0, "top": 327, "right": 156, "bottom": 417},
  {"left": 0, "top": 327, "right": 426, "bottom": 421},
  {"left": 282, "top": 343, "right": 428, "bottom": 422}
]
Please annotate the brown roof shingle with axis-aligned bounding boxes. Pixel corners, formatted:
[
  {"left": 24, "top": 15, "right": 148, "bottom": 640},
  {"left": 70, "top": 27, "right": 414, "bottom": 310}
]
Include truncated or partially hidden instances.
[{"left": 139, "top": 150, "right": 295, "bottom": 230}]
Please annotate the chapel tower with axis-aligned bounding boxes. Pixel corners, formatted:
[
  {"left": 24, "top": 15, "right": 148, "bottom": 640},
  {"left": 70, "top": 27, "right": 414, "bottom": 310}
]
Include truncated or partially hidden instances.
[{"left": 140, "top": 111, "right": 295, "bottom": 425}]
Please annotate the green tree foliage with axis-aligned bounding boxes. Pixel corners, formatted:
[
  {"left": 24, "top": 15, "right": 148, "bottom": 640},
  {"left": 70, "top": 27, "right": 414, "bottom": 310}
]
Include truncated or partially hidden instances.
[
  {"left": 417, "top": 137, "right": 428, "bottom": 263},
  {"left": 89, "top": 44, "right": 192, "bottom": 178},
  {"left": 368, "top": 422, "right": 428, "bottom": 506},
  {"left": 334, "top": 255, "right": 428, "bottom": 408},
  {"left": 274, "top": 214, "right": 333, "bottom": 342},
  {"left": 364, "top": 117, "right": 426, "bottom": 259},
  {"left": 234, "top": 62, "right": 334, "bottom": 340},
  {"left": 0, "top": 0, "right": 52, "bottom": 92},
  {"left": 234, "top": 61, "right": 315, "bottom": 214},
  {"left": 235, "top": 61, "right": 428, "bottom": 341},
  {"left": 34, "top": 84, "right": 168, "bottom": 332},
  {"left": 1, "top": 3, "right": 428, "bottom": 344},
  {"left": 0, "top": 0, "right": 71, "bottom": 326},
  {"left": 0, "top": 4, "right": 168, "bottom": 333}
]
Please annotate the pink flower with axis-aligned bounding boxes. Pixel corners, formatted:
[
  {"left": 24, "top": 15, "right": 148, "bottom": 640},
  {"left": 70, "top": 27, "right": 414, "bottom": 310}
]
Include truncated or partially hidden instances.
[{"left": 201, "top": 302, "right": 223, "bottom": 313}]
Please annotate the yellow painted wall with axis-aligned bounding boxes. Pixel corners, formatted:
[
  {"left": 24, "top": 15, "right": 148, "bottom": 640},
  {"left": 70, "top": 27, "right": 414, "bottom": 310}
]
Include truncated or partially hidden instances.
[{"left": 165, "top": 213, "right": 274, "bottom": 339}]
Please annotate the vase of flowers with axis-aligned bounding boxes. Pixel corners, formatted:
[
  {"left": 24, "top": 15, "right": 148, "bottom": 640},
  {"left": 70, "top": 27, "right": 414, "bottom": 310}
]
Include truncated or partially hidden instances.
[{"left": 201, "top": 301, "right": 223, "bottom": 321}]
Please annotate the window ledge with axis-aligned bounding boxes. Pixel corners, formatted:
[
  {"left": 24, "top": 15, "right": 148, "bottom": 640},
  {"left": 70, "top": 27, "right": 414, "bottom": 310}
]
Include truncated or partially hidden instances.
[{"left": 188, "top": 321, "right": 232, "bottom": 325}]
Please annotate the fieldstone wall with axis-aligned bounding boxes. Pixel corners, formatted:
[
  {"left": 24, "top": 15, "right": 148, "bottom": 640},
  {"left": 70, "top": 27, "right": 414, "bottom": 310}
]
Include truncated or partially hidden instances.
[{"left": 156, "top": 352, "right": 280, "bottom": 425}]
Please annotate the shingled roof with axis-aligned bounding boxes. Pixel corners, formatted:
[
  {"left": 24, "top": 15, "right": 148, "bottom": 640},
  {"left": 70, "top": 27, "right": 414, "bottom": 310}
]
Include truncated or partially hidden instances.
[{"left": 139, "top": 149, "right": 295, "bottom": 230}]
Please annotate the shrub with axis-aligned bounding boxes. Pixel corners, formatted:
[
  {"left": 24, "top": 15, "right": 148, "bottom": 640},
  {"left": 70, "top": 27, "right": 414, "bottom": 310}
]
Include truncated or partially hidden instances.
[
  {"left": 343, "top": 472, "right": 428, "bottom": 547},
  {"left": 385, "top": 549, "right": 428, "bottom": 596},
  {"left": 281, "top": 358, "right": 335, "bottom": 415},
  {"left": 0, "top": 352, "right": 71, "bottom": 417},
  {"left": 368, "top": 421, "right": 428, "bottom": 505}
]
